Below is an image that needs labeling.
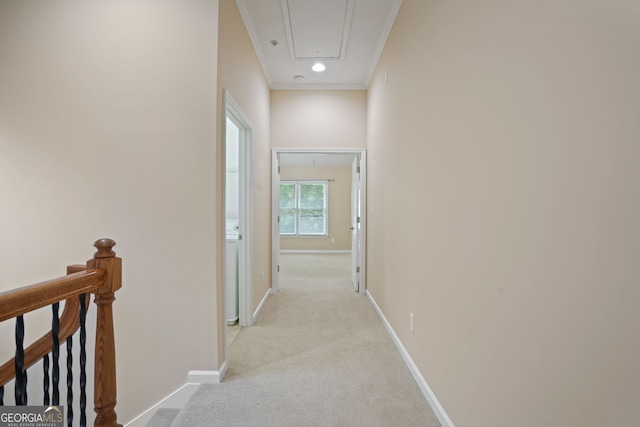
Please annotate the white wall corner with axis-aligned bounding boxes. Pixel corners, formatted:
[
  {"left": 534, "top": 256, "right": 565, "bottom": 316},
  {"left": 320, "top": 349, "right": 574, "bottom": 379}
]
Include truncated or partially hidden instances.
[
  {"left": 188, "top": 363, "right": 227, "bottom": 384},
  {"left": 366, "top": 290, "right": 456, "bottom": 427}
]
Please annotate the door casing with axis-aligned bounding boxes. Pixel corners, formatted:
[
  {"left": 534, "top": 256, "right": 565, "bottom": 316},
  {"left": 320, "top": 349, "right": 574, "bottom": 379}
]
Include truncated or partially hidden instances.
[
  {"left": 224, "top": 90, "right": 254, "bottom": 334},
  {"left": 351, "top": 156, "right": 360, "bottom": 292},
  {"left": 271, "top": 148, "right": 367, "bottom": 295}
]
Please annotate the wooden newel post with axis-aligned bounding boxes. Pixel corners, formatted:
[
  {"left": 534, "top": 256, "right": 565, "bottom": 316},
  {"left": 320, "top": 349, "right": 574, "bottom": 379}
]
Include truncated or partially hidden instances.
[{"left": 86, "top": 239, "right": 122, "bottom": 427}]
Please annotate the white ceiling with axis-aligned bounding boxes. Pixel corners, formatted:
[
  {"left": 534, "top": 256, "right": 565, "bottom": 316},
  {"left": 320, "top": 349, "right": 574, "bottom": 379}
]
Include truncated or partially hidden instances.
[{"left": 236, "top": 0, "right": 403, "bottom": 90}]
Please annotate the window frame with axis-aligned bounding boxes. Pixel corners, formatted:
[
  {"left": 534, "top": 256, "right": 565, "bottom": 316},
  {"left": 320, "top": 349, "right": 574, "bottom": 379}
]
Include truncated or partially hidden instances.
[{"left": 279, "top": 180, "right": 329, "bottom": 237}]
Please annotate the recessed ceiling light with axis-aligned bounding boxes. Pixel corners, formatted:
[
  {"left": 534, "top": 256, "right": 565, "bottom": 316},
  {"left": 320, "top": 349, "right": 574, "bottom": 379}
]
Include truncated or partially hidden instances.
[
  {"left": 312, "top": 63, "right": 326, "bottom": 72},
  {"left": 294, "top": 75, "right": 305, "bottom": 80}
]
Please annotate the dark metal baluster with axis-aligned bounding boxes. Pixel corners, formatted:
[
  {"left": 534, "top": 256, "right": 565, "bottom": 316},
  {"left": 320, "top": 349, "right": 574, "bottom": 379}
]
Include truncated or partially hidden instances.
[
  {"left": 15, "top": 315, "right": 27, "bottom": 405},
  {"left": 52, "top": 302, "right": 60, "bottom": 405},
  {"left": 66, "top": 336, "right": 73, "bottom": 427},
  {"left": 0, "top": 385, "right": 4, "bottom": 405},
  {"left": 79, "top": 293, "right": 87, "bottom": 427},
  {"left": 43, "top": 354, "right": 50, "bottom": 405}
]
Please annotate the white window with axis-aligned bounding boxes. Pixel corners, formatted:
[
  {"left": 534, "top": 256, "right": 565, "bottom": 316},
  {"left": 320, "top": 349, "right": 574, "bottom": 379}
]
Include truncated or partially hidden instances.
[{"left": 279, "top": 181, "right": 328, "bottom": 236}]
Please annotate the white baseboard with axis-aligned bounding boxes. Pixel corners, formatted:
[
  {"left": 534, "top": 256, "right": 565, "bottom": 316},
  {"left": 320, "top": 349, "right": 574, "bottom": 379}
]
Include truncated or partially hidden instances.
[
  {"left": 124, "top": 383, "right": 199, "bottom": 427},
  {"left": 188, "top": 365, "right": 226, "bottom": 384},
  {"left": 253, "top": 288, "right": 273, "bottom": 322},
  {"left": 279, "top": 250, "right": 351, "bottom": 254},
  {"left": 366, "top": 291, "right": 455, "bottom": 427},
  {"left": 125, "top": 365, "right": 228, "bottom": 427}
]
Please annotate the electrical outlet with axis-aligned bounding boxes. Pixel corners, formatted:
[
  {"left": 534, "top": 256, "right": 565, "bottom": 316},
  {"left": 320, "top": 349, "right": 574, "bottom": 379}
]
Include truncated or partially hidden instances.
[
  {"left": 409, "top": 313, "right": 415, "bottom": 333},
  {"left": 331, "top": 237, "right": 335, "bottom": 243},
  {"left": 261, "top": 272, "right": 265, "bottom": 283}
]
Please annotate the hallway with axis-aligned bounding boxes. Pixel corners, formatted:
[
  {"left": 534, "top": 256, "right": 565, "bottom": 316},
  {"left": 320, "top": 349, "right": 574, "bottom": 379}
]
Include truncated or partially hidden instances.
[{"left": 169, "top": 254, "right": 441, "bottom": 426}]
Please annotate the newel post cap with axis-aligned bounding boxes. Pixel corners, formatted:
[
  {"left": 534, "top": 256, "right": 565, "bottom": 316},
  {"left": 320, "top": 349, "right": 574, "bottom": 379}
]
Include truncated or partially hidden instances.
[{"left": 94, "top": 238, "right": 116, "bottom": 258}]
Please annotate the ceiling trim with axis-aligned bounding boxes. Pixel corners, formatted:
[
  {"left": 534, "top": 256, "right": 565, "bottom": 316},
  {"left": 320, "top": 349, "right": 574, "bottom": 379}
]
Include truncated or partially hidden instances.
[
  {"left": 236, "top": 0, "right": 275, "bottom": 87},
  {"left": 363, "top": 0, "right": 404, "bottom": 87}
]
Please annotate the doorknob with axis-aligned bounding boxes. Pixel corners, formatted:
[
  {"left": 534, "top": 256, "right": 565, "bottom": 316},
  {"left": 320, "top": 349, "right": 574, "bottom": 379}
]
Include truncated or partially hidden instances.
[{"left": 349, "top": 227, "right": 354, "bottom": 230}]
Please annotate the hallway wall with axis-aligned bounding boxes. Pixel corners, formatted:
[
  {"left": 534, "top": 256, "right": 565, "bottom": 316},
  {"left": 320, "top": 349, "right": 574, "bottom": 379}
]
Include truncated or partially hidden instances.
[
  {"left": 367, "top": 1, "right": 640, "bottom": 426},
  {"left": 217, "top": 0, "right": 271, "bottom": 354},
  {"left": 271, "top": 91, "right": 367, "bottom": 149},
  {"left": 0, "top": 1, "right": 219, "bottom": 423}
]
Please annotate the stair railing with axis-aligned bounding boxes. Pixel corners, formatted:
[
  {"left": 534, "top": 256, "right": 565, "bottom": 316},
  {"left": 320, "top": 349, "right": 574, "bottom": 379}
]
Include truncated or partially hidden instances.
[{"left": 0, "top": 238, "right": 122, "bottom": 427}]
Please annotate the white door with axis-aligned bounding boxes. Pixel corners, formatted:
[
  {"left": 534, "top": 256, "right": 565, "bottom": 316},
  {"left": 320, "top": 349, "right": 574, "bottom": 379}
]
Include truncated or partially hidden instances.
[{"left": 351, "top": 156, "right": 360, "bottom": 292}]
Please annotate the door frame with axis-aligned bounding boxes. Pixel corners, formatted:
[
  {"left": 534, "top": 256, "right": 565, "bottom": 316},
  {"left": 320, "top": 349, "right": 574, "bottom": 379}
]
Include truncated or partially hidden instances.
[
  {"left": 224, "top": 90, "right": 254, "bottom": 330},
  {"left": 351, "top": 156, "right": 360, "bottom": 292},
  {"left": 271, "top": 148, "right": 367, "bottom": 295}
]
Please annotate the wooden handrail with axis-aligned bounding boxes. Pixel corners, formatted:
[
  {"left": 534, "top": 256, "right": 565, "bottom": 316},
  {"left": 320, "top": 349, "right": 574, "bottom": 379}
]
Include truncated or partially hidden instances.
[
  {"left": 0, "top": 238, "right": 122, "bottom": 427},
  {"left": 0, "top": 269, "right": 104, "bottom": 323}
]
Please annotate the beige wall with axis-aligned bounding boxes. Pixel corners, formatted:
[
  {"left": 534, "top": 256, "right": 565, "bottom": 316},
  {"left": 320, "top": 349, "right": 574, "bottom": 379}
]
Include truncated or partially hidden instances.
[
  {"left": 271, "top": 91, "right": 367, "bottom": 149},
  {"left": 367, "top": 1, "right": 640, "bottom": 426},
  {"left": 217, "top": 0, "right": 272, "bottom": 324},
  {"left": 0, "top": 1, "right": 219, "bottom": 423},
  {"left": 280, "top": 166, "right": 352, "bottom": 251}
]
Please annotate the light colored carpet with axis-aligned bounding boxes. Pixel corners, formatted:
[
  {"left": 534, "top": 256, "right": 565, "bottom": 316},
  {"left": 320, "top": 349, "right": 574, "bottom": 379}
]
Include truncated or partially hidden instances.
[{"left": 170, "top": 254, "right": 441, "bottom": 427}]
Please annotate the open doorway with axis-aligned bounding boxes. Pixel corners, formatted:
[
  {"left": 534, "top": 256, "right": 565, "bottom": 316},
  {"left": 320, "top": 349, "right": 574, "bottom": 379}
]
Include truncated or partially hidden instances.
[
  {"left": 271, "top": 149, "right": 367, "bottom": 295},
  {"left": 224, "top": 90, "right": 254, "bottom": 350}
]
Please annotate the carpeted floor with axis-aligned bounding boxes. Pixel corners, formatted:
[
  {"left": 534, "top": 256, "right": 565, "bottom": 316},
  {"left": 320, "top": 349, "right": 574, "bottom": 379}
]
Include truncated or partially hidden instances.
[{"left": 163, "top": 254, "right": 441, "bottom": 427}]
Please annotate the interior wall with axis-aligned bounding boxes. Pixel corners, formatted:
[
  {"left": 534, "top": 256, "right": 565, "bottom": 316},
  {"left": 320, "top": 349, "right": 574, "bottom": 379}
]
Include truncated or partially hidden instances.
[
  {"left": 367, "top": 1, "right": 640, "bottom": 426},
  {"left": 271, "top": 91, "right": 367, "bottom": 149},
  {"left": 280, "top": 166, "right": 352, "bottom": 251},
  {"left": 217, "top": 0, "right": 271, "bottom": 323},
  {"left": 0, "top": 1, "right": 219, "bottom": 423}
]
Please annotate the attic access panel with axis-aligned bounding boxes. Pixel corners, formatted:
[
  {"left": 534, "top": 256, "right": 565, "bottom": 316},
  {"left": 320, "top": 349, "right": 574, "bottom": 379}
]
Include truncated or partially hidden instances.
[{"left": 282, "top": 0, "right": 354, "bottom": 60}]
